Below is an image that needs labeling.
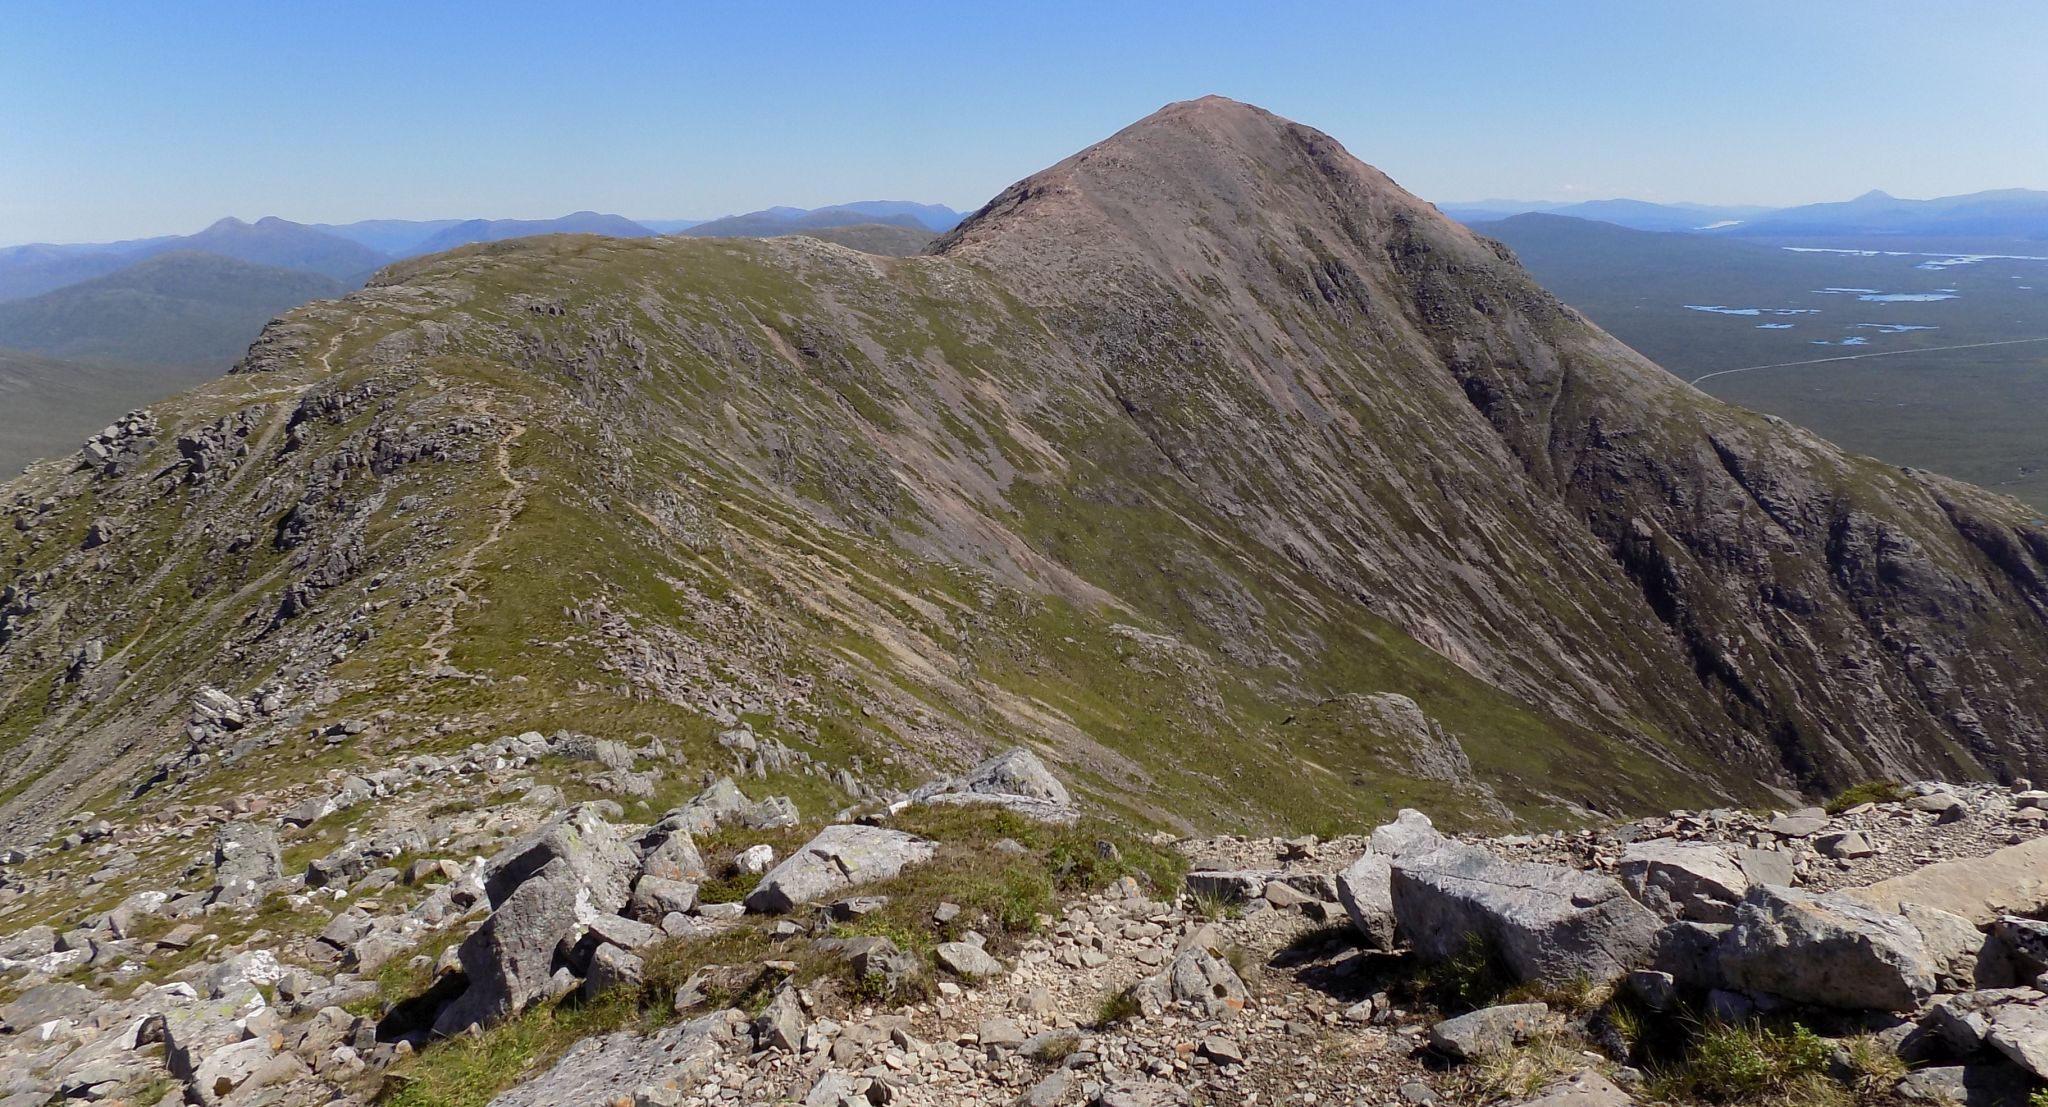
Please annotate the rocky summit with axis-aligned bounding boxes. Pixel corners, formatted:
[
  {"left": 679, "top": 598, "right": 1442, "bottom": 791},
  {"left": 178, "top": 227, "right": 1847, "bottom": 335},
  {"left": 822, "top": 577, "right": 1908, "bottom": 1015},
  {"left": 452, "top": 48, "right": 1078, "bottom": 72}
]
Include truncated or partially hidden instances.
[{"left": 0, "top": 96, "right": 2045, "bottom": 1106}]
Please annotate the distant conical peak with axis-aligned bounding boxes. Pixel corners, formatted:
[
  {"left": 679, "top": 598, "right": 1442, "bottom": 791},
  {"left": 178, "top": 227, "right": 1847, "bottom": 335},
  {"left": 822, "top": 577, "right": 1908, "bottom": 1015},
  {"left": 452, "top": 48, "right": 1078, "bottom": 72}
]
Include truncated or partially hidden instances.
[{"left": 931, "top": 93, "right": 1448, "bottom": 269}]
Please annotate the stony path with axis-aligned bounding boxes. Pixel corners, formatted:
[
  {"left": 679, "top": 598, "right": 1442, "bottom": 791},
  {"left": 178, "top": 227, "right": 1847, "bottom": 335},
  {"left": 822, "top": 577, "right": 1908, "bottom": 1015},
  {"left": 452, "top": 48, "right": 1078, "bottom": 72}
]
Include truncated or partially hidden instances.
[{"left": 420, "top": 411, "right": 527, "bottom": 671}]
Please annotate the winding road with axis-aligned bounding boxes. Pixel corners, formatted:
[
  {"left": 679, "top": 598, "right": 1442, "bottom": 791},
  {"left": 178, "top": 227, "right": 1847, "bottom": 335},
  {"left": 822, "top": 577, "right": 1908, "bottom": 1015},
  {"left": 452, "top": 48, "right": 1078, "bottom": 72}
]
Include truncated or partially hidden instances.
[{"left": 1689, "top": 336, "right": 2048, "bottom": 386}]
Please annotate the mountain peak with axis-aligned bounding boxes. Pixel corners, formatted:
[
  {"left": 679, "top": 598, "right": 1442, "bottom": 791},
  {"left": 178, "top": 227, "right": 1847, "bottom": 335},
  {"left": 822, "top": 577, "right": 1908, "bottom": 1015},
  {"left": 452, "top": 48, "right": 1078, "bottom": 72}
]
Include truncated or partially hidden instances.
[
  {"left": 930, "top": 95, "right": 1485, "bottom": 295},
  {"left": 1852, "top": 189, "right": 1898, "bottom": 203},
  {"left": 202, "top": 216, "right": 251, "bottom": 233}
]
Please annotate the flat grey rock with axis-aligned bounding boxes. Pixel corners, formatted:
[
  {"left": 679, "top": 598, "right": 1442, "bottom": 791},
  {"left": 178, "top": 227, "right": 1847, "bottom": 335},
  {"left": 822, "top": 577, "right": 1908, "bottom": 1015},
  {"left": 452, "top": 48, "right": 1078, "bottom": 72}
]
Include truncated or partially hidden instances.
[
  {"left": 1718, "top": 884, "right": 1935, "bottom": 1010},
  {"left": 1429, "top": 1002, "right": 1548, "bottom": 1060},
  {"left": 1392, "top": 842, "right": 1658, "bottom": 985},
  {"left": 744, "top": 824, "right": 935, "bottom": 914}
]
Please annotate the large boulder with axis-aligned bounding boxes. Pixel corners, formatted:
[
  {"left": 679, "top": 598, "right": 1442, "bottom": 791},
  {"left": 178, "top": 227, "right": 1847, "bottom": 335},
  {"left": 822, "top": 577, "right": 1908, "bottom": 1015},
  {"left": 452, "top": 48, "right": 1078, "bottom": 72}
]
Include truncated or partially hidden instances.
[
  {"left": 1992, "top": 915, "right": 2048, "bottom": 975},
  {"left": 212, "top": 822, "right": 282, "bottom": 903},
  {"left": 744, "top": 825, "right": 935, "bottom": 914},
  {"left": 637, "top": 827, "right": 707, "bottom": 884},
  {"left": 1987, "top": 1001, "right": 2048, "bottom": 1079},
  {"left": 482, "top": 804, "right": 636, "bottom": 911},
  {"left": 663, "top": 778, "right": 750, "bottom": 836},
  {"left": 1331, "top": 812, "right": 1445, "bottom": 950},
  {"left": 1717, "top": 885, "right": 1936, "bottom": 1011},
  {"left": 1901, "top": 902, "right": 2008, "bottom": 991},
  {"left": 1335, "top": 852, "right": 1396, "bottom": 949},
  {"left": 1895, "top": 1063, "right": 2034, "bottom": 1107},
  {"left": 433, "top": 806, "right": 636, "bottom": 1035},
  {"left": 1615, "top": 840, "right": 1748, "bottom": 924},
  {"left": 433, "top": 861, "right": 584, "bottom": 1035},
  {"left": 0, "top": 982, "right": 91, "bottom": 1030},
  {"left": 1390, "top": 842, "right": 1658, "bottom": 985},
  {"left": 903, "top": 747, "right": 1075, "bottom": 822},
  {"left": 1370, "top": 808, "right": 1445, "bottom": 860}
]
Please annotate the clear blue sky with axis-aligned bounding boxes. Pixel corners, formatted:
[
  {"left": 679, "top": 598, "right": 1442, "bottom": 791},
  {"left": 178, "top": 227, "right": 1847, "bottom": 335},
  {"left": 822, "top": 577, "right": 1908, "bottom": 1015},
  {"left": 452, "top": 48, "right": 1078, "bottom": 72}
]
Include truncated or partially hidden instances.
[{"left": 3, "top": 1, "right": 2043, "bottom": 245}]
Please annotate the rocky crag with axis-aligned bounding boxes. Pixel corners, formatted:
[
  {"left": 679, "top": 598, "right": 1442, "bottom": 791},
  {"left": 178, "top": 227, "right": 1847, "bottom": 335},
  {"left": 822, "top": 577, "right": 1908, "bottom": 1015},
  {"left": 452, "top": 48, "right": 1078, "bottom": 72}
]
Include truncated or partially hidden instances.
[{"left": 3, "top": 745, "right": 2047, "bottom": 1106}]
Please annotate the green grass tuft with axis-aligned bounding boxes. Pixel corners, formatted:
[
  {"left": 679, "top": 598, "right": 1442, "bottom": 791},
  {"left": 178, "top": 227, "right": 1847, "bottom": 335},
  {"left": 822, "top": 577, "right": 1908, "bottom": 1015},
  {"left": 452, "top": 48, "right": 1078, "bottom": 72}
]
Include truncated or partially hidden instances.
[{"left": 1824, "top": 780, "right": 1905, "bottom": 814}]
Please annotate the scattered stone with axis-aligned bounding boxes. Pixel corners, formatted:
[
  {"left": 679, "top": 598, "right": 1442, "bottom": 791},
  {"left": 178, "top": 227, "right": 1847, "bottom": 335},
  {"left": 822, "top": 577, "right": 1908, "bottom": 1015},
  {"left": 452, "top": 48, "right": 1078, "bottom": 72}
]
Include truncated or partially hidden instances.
[
  {"left": 1816, "top": 830, "right": 1875, "bottom": 859},
  {"left": 1198, "top": 1035, "right": 1245, "bottom": 1066},
  {"left": 935, "top": 941, "right": 1004, "bottom": 979},
  {"left": 904, "top": 747, "right": 1075, "bottom": 822},
  {"left": 754, "top": 986, "right": 806, "bottom": 1052},
  {"left": 1768, "top": 810, "right": 1828, "bottom": 837},
  {"left": 977, "top": 1015, "right": 1026, "bottom": 1049},
  {"left": 1126, "top": 948, "right": 1249, "bottom": 1017}
]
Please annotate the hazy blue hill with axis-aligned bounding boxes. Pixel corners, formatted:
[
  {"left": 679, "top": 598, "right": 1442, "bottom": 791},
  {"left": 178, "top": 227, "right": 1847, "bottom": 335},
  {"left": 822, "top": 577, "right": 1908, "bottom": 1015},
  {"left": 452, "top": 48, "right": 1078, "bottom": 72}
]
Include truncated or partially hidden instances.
[
  {"left": 409, "top": 212, "right": 656, "bottom": 255},
  {"left": 1473, "top": 213, "right": 1790, "bottom": 282},
  {"left": 0, "top": 219, "right": 380, "bottom": 299},
  {"left": 124, "top": 217, "right": 390, "bottom": 279},
  {"left": 0, "top": 347, "right": 213, "bottom": 475},
  {"left": 0, "top": 252, "right": 345, "bottom": 367},
  {"left": 830, "top": 200, "right": 963, "bottom": 231},
  {"left": 1550, "top": 198, "right": 1771, "bottom": 230},
  {"left": 0, "top": 248, "right": 134, "bottom": 302},
  {"left": 1442, "top": 198, "right": 1765, "bottom": 230},
  {"left": 635, "top": 219, "right": 707, "bottom": 234},
  {"left": 311, "top": 218, "right": 469, "bottom": 255},
  {"left": 684, "top": 201, "right": 961, "bottom": 238},
  {"left": 1722, "top": 188, "right": 2048, "bottom": 239}
]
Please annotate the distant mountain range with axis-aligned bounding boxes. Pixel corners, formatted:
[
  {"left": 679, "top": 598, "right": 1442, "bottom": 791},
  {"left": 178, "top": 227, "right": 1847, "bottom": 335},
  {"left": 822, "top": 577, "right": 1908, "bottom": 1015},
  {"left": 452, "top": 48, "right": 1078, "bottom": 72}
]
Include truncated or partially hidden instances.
[
  {"left": 0, "top": 200, "right": 964, "bottom": 474},
  {"left": 1440, "top": 198, "right": 1771, "bottom": 231},
  {"left": 683, "top": 201, "right": 962, "bottom": 238},
  {"left": 0, "top": 201, "right": 966, "bottom": 306},
  {"left": 1441, "top": 188, "right": 2048, "bottom": 238}
]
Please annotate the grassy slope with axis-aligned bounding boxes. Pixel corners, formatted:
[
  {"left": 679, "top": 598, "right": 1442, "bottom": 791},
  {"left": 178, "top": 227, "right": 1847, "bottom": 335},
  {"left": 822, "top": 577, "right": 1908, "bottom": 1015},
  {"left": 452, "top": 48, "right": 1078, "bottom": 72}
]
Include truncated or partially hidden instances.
[
  {"left": 0, "top": 251, "right": 346, "bottom": 367},
  {"left": 0, "top": 347, "right": 220, "bottom": 474},
  {"left": 0, "top": 234, "right": 1728, "bottom": 843}
]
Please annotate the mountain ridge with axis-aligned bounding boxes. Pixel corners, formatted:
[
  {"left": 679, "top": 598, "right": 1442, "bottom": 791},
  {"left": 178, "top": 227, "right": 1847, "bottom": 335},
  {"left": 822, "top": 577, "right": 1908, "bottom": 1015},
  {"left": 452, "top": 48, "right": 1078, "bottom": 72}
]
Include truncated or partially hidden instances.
[{"left": 2, "top": 97, "right": 2044, "bottom": 848}]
